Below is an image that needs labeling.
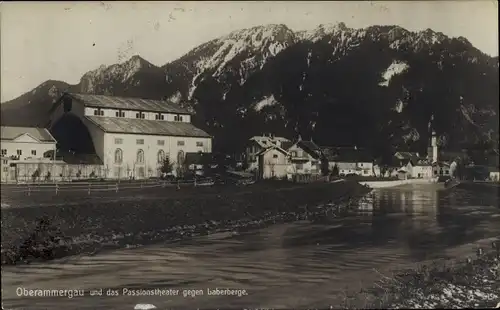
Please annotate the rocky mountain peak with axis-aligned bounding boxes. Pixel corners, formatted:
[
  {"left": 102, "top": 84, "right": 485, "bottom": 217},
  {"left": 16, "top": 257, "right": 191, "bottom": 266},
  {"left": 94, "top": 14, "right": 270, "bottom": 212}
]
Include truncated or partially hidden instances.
[
  {"left": 224, "top": 24, "right": 295, "bottom": 44},
  {"left": 79, "top": 55, "right": 158, "bottom": 93}
]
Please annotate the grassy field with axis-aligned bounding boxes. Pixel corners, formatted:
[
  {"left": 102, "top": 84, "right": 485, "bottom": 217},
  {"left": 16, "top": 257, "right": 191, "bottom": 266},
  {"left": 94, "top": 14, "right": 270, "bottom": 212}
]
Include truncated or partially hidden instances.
[
  {"left": 0, "top": 179, "right": 298, "bottom": 207},
  {"left": 1, "top": 180, "right": 371, "bottom": 265}
]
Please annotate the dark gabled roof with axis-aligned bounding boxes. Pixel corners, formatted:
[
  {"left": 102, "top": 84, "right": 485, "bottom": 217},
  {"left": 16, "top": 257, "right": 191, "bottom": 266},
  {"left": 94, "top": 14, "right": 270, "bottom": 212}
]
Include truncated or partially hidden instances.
[
  {"left": 296, "top": 140, "right": 322, "bottom": 159},
  {"left": 1, "top": 126, "right": 56, "bottom": 142},
  {"left": 65, "top": 92, "right": 191, "bottom": 115},
  {"left": 184, "top": 152, "right": 213, "bottom": 166},
  {"left": 281, "top": 141, "right": 294, "bottom": 151},
  {"left": 335, "top": 162, "right": 357, "bottom": 170},
  {"left": 86, "top": 116, "right": 211, "bottom": 138}
]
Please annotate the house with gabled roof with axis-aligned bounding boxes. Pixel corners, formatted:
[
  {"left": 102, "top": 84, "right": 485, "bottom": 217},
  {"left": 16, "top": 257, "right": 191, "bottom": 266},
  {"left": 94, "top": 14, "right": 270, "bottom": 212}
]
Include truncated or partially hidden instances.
[
  {"left": 245, "top": 134, "right": 291, "bottom": 172},
  {"left": 1, "top": 126, "right": 57, "bottom": 160},
  {"left": 1, "top": 126, "right": 57, "bottom": 182},
  {"left": 321, "top": 146, "right": 375, "bottom": 176},
  {"left": 407, "top": 158, "right": 433, "bottom": 179},
  {"left": 287, "top": 137, "right": 324, "bottom": 175},
  {"left": 256, "top": 143, "right": 291, "bottom": 179},
  {"left": 49, "top": 92, "right": 212, "bottom": 179}
]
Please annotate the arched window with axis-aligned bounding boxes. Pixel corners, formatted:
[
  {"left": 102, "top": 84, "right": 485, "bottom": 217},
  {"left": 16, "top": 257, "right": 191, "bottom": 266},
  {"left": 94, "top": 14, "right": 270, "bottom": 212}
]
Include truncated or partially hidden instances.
[
  {"left": 114, "top": 148, "right": 123, "bottom": 164},
  {"left": 136, "top": 149, "right": 144, "bottom": 164},
  {"left": 177, "top": 150, "right": 185, "bottom": 165},
  {"left": 157, "top": 150, "right": 165, "bottom": 163}
]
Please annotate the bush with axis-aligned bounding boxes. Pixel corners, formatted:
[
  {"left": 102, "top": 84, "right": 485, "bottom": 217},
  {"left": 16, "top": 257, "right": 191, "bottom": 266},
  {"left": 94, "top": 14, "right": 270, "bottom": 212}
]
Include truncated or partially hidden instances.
[
  {"left": 159, "top": 157, "right": 173, "bottom": 175},
  {"left": 32, "top": 169, "right": 40, "bottom": 182}
]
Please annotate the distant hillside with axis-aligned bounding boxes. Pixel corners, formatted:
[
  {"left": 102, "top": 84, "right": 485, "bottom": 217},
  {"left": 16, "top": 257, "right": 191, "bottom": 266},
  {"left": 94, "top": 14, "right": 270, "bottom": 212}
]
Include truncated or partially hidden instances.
[
  {"left": 2, "top": 23, "right": 498, "bottom": 158},
  {"left": 1, "top": 80, "right": 73, "bottom": 127}
]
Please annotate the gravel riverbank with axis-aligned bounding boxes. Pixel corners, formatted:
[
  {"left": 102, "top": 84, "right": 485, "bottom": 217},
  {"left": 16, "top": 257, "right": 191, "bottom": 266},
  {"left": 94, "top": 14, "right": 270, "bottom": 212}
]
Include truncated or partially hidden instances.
[
  {"left": 342, "top": 244, "right": 500, "bottom": 309},
  {"left": 1, "top": 180, "right": 371, "bottom": 265}
]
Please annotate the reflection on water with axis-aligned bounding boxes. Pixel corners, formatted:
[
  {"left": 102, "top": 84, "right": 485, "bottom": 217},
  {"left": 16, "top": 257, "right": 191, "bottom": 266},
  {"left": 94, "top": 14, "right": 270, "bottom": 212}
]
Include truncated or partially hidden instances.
[{"left": 2, "top": 185, "right": 499, "bottom": 309}]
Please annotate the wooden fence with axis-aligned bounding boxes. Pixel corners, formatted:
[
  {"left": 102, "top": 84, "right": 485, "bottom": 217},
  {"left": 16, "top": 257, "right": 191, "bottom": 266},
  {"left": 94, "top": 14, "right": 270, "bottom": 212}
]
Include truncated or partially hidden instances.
[
  {"left": 1, "top": 178, "right": 214, "bottom": 196},
  {"left": 292, "top": 174, "right": 329, "bottom": 183}
]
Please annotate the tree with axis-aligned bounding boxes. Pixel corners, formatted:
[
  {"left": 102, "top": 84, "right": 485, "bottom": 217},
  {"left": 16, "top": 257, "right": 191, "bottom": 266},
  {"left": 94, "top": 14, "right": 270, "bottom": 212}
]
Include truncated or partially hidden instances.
[
  {"left": 241, "top": 159, "right": 249, "bottom": 171},
  {"left": 202, "top": 161, "right": 212, "bottom": 177},
  {"left": 331, "top": 164, "right": 339, "bottom": 177},
  {"left": 32, "top": 168, "right": 40, "bottom": 182},
  {"left": 320, "top": 156, "right": 329, "bottom": 176},
  {"left": 159, "top": 157, "right": 173, "bottom": 175}
]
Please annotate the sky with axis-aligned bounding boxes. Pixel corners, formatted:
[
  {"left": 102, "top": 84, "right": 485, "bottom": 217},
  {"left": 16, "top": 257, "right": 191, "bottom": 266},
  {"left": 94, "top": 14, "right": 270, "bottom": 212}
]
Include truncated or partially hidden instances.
[{"left": 1, "top": 1, "right": 498, "bottom": 103}]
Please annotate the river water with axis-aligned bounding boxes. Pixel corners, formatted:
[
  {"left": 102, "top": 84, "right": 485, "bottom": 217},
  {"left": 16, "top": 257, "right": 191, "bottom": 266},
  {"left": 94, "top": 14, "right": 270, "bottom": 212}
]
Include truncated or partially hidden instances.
[{"left": 2, "top": 184, "right": 499, "bottom": 309}]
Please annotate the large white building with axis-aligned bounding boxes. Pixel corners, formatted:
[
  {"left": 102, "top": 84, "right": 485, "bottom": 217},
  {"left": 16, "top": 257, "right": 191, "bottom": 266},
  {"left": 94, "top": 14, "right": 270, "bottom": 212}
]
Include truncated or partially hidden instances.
[
  {"left": 1, "top": 126, "right": 57, "bottom": 182},
  {"left": 49, "top": 92, "right": 212, "bottom": 179}
]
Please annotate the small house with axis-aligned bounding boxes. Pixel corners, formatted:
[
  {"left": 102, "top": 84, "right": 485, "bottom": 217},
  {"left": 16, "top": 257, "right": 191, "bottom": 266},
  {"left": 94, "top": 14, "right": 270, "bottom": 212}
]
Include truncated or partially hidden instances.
[
  {"left": 432, "top": 162, "right": 451, "bottom": 177},
  {"left": 323, "top": 146, "right": 374, "bottom": 176},
  {"left": 335, "top": 162, "right": 357, "bottom": 176},
  {"left": 397, "top": 167, "right": 409, "bottom": 180},
  {"left": 287, "top": 138, "right": 323, "bottom": 175},
  {"left": 184, "top": 152, "right": 214, "bottom": 176},
  {"left": 489, "top": 170, "right": 500, "bottom": 182},
  {"left": 245, "top": 134, "right": 290, "bottom": 172},
  {"left": 257, "top": 144, "right": 290, "bottom": 179}
]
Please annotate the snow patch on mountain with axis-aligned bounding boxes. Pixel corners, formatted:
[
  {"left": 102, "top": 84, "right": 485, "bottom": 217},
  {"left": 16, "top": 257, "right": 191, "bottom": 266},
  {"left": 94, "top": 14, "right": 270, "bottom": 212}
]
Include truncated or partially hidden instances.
[
  {"left": 254, "top": 95, "right": 278, "bottom": 111},
  {"left": 299, "top": 22, "right": 349, "bottom": 42},
  {"left": 460, "top": 104, "right": 481, "bottom": 127},
  {"left": 393, "top": 99, "right": 407, "bottom": 113},
  {"left": 402, "top": 128, "right": 420, "bottom": 142},
  {"left": 379, "top": 61, "right": 409, "bottom": 87},
  {"left": 166, "top": 91, "right": 182, "bottom": 104},
  {"left": 193, "top": 24, "right": 294, "bottom": 78}
]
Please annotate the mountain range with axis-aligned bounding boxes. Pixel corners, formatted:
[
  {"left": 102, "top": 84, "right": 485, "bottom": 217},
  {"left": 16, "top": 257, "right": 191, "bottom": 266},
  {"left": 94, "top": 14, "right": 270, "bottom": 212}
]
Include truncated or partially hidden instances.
[{"left": 1, "top": 23, "right": 498, "bottom": 160}]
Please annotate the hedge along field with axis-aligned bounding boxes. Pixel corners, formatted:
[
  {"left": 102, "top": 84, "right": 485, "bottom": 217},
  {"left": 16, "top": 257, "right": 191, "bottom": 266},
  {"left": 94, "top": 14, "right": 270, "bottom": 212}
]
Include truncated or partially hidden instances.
[{"left": 1, "top": 180, "right": 371, "bottom": 265}]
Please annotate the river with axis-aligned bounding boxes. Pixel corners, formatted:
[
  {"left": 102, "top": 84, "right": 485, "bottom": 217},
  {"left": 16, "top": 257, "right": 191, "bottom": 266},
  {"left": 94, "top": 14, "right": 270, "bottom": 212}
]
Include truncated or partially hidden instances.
[{"left": 2, "top": 184, "right": 499, "bottom": 309}]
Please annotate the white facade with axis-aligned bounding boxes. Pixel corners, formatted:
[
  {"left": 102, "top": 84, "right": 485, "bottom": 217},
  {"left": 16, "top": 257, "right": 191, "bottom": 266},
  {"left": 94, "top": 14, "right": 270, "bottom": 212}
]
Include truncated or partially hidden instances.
[
  {"left": 288, "top": 145, "right": 319, "bottom": 175},
  {"left": 489, "top": 171, "right": 500, "bottom": 182},
  {"left": 1, "top": 126, "right": 57, "bottom": 182},
  {"left": 431, "top": 162, "right": 451, "bottom": 177},
  {"left": 258, "top": 147, "right": 290, "bottom": 179},
  {"left": 0, "top": 133, "right": 56, "bottom": 160},
  {"left": 331, "top": 161, "right": 374, "bottom": 176},
  {"left": 83, "top": 107, "right": 191, "bottom": 123},
  {"left": 408, "top": 163, "right": 433, "bottom": 179},
  {"left": 103, "top": 132, "right": 212, "bottom": 179},
  {"left": 245, "top": 135, "right": 290, "bottom": 172}
]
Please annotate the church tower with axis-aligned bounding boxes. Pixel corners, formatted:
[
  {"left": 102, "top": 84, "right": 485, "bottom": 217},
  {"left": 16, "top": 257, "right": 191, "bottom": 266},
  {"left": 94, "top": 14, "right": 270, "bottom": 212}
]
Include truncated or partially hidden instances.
[
  {"left": 431, "top": 130, "right": 438, "bottom": 163},
  {"left": 427, "top": 115, "right": 438, "bottom": 163}
]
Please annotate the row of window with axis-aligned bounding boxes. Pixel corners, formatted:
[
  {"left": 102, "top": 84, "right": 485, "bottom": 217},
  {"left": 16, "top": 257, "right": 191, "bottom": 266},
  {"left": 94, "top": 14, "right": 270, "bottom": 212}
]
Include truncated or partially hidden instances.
[
  {"left": 114, "top": 138, "right": 203, "bottom": 147},
  {"left": 114, "top": 148, "right": 185, "bottom": 165},
  {"left": 1, "top": 149, "right": 37, "bottom": 156},
  {"left": 92, "top": 108, "right": 186, "bottom": 121}
]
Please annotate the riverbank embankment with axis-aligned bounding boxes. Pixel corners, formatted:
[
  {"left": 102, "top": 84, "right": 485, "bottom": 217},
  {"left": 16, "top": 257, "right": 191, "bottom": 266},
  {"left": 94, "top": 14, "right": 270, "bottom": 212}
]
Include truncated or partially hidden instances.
[
  {"left": 359, "top": 178, "right": 441, "bottom": 189},
  {"left": 455, "top": 181, "right": 500, "bottom": 197},
  {"left": 1, "top": 180, "right": 371, "bottom": 265},
  {"left": 341, "top": 238, "right": 500, "bottom": 309}
]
